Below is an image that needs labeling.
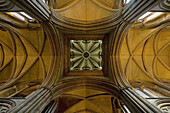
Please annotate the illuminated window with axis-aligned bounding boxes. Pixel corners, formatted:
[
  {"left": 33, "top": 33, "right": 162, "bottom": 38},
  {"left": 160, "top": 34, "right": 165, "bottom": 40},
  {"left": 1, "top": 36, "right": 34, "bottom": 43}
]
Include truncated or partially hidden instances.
[
  {"left": 8, "top": 12, "right": 25, "bottom": 21},
  {"left": 138, "top": 12, "right": 164, "bottom": 22},
  {"left": 134, "top": 88, "right": 149, "bottom": 98},
  {"left": 42, "top": 0, "right": 48, "bottom": 4},
  {"left": 146, "top": 12, "right": 163, "bottom": 21},
  {"left": 143, "top": 88, "right": 159, "bottom": 98},
  {"left": 6, "top": 12, "right": 34, "bottom": 22},
  {"left": 20, "top": 12, "right": 33, "bottom": 20},
  {"left": 124, "top": 0, "right": 132, "bottom": 4},
  {"left": 139, "top": 12, "right": 152, "bottom": 20}
]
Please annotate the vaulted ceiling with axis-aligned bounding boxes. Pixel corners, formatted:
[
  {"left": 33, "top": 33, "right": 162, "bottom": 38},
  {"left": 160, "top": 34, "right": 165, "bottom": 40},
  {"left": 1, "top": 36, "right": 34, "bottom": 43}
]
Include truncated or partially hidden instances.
[{"left": 0, "top": 0, "right": 169, "bottom": 113}]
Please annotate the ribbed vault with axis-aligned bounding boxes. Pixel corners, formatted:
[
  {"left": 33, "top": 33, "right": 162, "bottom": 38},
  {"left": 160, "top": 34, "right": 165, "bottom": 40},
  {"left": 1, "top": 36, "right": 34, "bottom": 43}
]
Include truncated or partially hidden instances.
[
  {"left": 0, "top": 0, "right": 169, "bottom": 113},
  {"left": 70, "top": 40, "right": 102, "bottom": 70},
  {"left": 120, "top": 23, "right": 170, "bottom": 88}
]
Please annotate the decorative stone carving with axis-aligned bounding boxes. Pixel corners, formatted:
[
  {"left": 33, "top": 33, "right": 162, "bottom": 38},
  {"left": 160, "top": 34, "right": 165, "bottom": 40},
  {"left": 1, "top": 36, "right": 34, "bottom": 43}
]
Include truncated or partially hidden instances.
[
  {"left": 160, "top": 0, "right": 170, "bottom": 11},
  {"left": 0, "top": 99, "right": 16, "bottom": 113},
  {"left": 155, "top": 99, "right": 170, "bottom": 113},
  {"left": 70, "top": 40, "right": 102, "bottom": 70},
  {"left": 0, "top": 0, "right": 15, "bottom": 11}
]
